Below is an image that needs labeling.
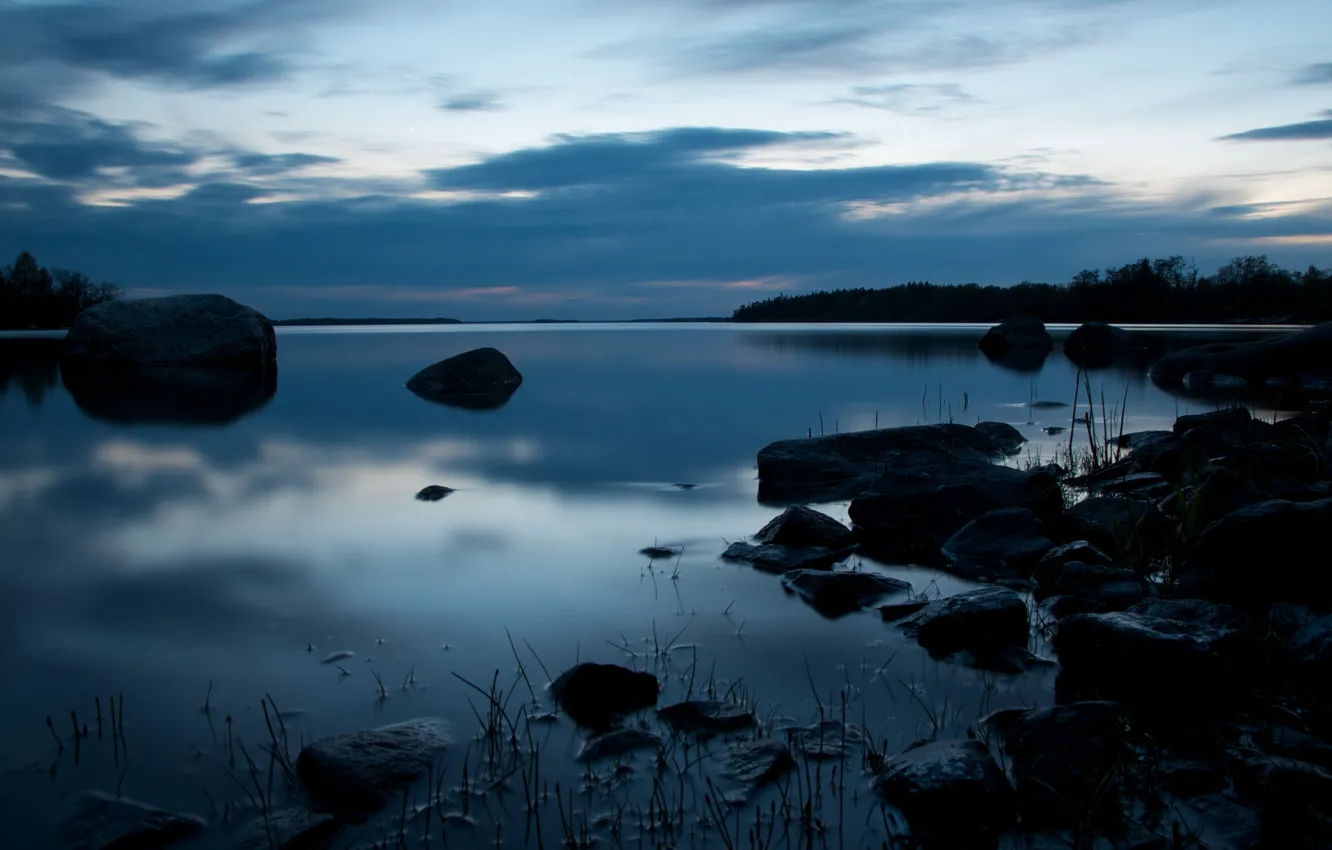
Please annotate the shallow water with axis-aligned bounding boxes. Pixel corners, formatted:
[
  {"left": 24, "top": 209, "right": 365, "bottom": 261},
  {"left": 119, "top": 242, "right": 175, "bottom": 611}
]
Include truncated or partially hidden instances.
[{"left": 0, "top": 323, "right": 1294, "bottom": 848}]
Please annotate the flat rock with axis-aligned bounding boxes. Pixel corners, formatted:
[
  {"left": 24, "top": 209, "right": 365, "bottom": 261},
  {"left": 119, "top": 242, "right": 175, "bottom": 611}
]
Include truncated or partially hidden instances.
[
  {"left": 549, "top": 663, "right": 659, "bottom": 729},
  {"left": 1063, "top": 496, "right": 1170, "bottom": 553},
  {"left": 940, "top": 507, "right": 1053, "bottom": 579},
  {"left": 61, "top": 293, "right": 277, "bottom": 367},
  {"left": 721, "top": 541, "right": 854, "bottom": 574},
  {"left": 576, "top": 728, "right": 662, "bottom": 762},
  {"left": 783, "top": 720, "right": 865, "bottom": 760},
  {"left": 978, "top": 315, "right": 1053, "bottom": 356},
  {"left": 780, "top": 569, "right": 910, "bottom": 618},
  {"left": 239, "top": 808, "right": 340, "bottom": 850},
  {"left": 724, "top": 740, "right": 795, "bottom": 799},
  {"left": 406, "top": 347, "right": 522, "bottom": 407},
  {"left": 296, "top": 718, "right": 448, "bottom": 819},
  {"left": 872, "top": 739, "right": 1013, "bottom": 848},
  {"left": 754, "top": 505, "right": 853, "bottom": 549},
  {"left": 59, "top": 791, "right": 205, "bottom": 850},
  {"left": 657, "top": 701, "right": 756, "bottom": 735},
  {"left": 415, "top": 485, "right": 455, "bottom": 502},
  {"left": 898, "top": 587, "right": 1029, "bottom": 652}
]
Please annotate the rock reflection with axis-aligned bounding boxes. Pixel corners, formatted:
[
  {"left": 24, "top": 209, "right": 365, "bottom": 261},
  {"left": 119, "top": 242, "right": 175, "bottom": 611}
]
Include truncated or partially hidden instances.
[
  {"left": 60, "top": 362, "right": 277, "bottom": 425},
  {"left": 0, "top": 336, "right": 61, "bottom": 406}
]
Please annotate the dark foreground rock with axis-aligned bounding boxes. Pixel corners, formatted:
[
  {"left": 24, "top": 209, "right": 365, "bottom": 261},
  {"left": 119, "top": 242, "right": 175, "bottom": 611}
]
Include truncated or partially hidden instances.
[
  {"left": 1232, "top": 752, "right": 1332, "bottom": 847},
  {"left": 754, "top": 505, "right": 853, "bottom": 548},
  {"left": 898, "top": 587, "right": 1028, "bottom": 652},
  {"left": 872, "top": 739, "right": 1013, "bottom": 849},
  {"left": 977, "top": 315, "right": 1053, "bottom": 356},
  {"left": 1033, "top": 540, "right": 1113, "bottom": 585},
  {"left": 781, "top": 569, "right": 911, "bottom": 618},
  {"left": 406, "top": 347, "right": 523, "bottom": 409},
  {"left": 1037, "top": 561, "right": 1149, "bottom": 610},
  {"left": 296, "top": 718, "right": 448, "bottom": 819},
  {"left": 1004, "top": 701, "right": 1135, "bottom": 828},
  {"left": 1062, "top": 496, "right": 1170, "bottom": 553},
  {"left": 239, "top": 808, "right": 340, "bottom": 850},
  {"left": 549, "top": 663, "right": 659, "bottom": 729},
  {"left": 721, "top": 541, "right": 854, "bottom": 574},
  {"left": 60, "top": 791, "right": 205, "bottom": 850},
  {"left": 62, "top": 293, "right": 277, "bottom": 367},
  {"left": 940, "top": 507, "right": 1053, "bottom": 579},
  {"left": 1064, "top": 321, "right": 1131, "bottom": 366},
  {"left": 658, "top": 701, "right": 756, "bottom": 735},
  {"left": 974, "top": 421, "right": 1026, "bottom": 455},
  {"left": 1150, "top": 321, "right": 1332, "bottom": 387}
]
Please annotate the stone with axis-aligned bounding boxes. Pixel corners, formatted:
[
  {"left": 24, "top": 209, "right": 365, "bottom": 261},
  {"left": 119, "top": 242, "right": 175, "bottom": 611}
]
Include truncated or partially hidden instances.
[
  {"left": 1033, "top": 540, "right": 1113, "bottom": 588},
  {"left": 720, "top": 541, "right": 854, "bottom": 574},
  {"left": 1064, "top": 321, "right": 1131, "bottom": 366},
  {"left": 1150, "top": 322, "right": 1332, "bottom": 387},
  {"left": 1005, "top": 701, "right": 1135, "bottom": 828},
  {"left": 872, "top": 739, "right": 1013, "bottom": 849},
  {"left": 1290, "top": 615, "right": 1332, "bottom": 683},
  {"left": 1173, "top": 406, "right": 1252, "bottom": 437},
  {"left": 657, "top": 701, "right": 756, "bottom": 735},
  {"left": 549, "top": 663, "right": 659, "bottom": 730},
  {"left": 783, "top": 719, "right": 865, "bottom": 760},
  {"left": 1232, "top": 753, "right": 1332, "bottom": 846},
  {"left": 575, "top": 728, "right": 662, "bottom": 762},
  {"left": 639, "top": 546, "right": 676, "bottom": 558},
  {"left": 1062, "top": 496, "right": 1170, "bottom": 553},
  {"left": 724, "top": 740, "right": 795, "bottom": 799},
  {"left": 898, "top": 587, "right": 1029, "bottom": 652},
  {"left": 780, "top": 569, "right": 911, "bottom": 618},
  {"left": 62, "top": 293, "right": 276, "bottom": 367},
  {"left": 940, "top": 507, "right": 1053, "bottom": 579},
  {"left": 1190, "top": 467, "right": 1267, "bottom": 529},
  {"left": 59, "top": 792, "right": 205, "bottom": 850},
  {"left": 978, "top": 315, "right": 1054, "bottom": 356},
  {"left": 1041, "top": 561, "right": 1150, "bottom": 610},
  {"left": 406, "top": 347, "right": 522, "bottom": 408},
  {"left": 754, "top": 505, "right": 854, "bottom": 549},
  {"left": 1158, "top": 758, "right": 1228, "bottom": 799},
  {"left": 296, "top": 718, "right": 448, "bottom": 819},
  {"left": 1096, "top": 472, "right": 1172, "bottom": 499},
  {"left": 974, "top": 421, "right": 1026, "bottom": 455},
  {"left": 239, "top": 808, "right": 340, "bottom": 850},
  {"left": 1176, "top": 793, "right": 1263, "bottom": 850},
  {"left": 415, "top": 485, "right": 455, "bottom": 502},
  {"left": 1038, "top": 594, "right": 1105, "bottom": 622}
]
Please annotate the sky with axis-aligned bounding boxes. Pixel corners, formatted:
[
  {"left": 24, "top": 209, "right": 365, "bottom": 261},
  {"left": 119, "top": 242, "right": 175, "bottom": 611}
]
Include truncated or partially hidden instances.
[{"left": 1, "top": 0, "right": 1331, "bottom": 320}]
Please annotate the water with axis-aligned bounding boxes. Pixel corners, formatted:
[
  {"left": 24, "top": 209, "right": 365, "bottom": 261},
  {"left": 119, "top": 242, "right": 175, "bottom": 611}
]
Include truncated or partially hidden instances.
[{"left": 0, "top": 323, "right": 1293, "bottom": 848}]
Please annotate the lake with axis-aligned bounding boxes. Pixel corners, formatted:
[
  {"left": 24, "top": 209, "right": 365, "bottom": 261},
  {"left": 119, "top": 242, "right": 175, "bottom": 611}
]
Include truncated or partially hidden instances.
[{"left": 0, "top": 322, "right": 1297, "bottom": 848}]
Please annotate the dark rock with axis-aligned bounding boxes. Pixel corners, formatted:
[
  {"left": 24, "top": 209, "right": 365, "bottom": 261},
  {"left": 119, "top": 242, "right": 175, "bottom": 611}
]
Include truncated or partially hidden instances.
[
  {"left": 1177, "top": 793, "right": 1263, "bottom": 850},
  {"left": 62, "top": 293, "right": 276, "bottom": 367},
  {"left": 1116, "top": 430, "right": 1177, "bottom": 452},
  {"left": 549, "top": 663, "right": 659, "bottom": 729},
  {"left": 658, "top": 701, "right": 756, "bottom": 735},
  {"left": 576, "top": 728, "right": 662, "bottom": 762},
  {"left": 898, "top": 587, "right": 1029, "bottom": 652},
  {"left": 1041, "top": 561, "right": 1150, "bottom": 610},
  {"left": 1263, "top": 725, "right": 1332, "bottom": 772},
  {"left": 1191, "top": 467, "right": 1267, "bottom": 529},
  {"left": 60, "top": 792, "right": 205, "bottom": 850},
  {"left": 974, "top": 421, "right": 1026, "bottom": 456},
  {"left": 1006, "top": 701, "right": 1135, "bottom": 828},
  {"left": 721, "top": 541, "right": 854, "bottom": 574},
  {"left": 639, "top": 545, "right": 676, "bottom": 558},
  {"left": 850, "top": 465, "right": 1062, "bottom": 563},
  {"left": 1173, "top": 407, "right": 1253, "bottom": 436},
  {"left": 1158, "top": 758, "right": 1228, "bottom": 799},
  {"left": 1268, "top": 602, "right": 1317, "bottom": 636},
  {"left": 1150, "top": 323, "right": 1332, "bottom": 387},
  {"left": 724, "top": 740, "right": 794, "bottom": 798},
  {"left": 1097, "top": 472, "right": 1172, "bottom": 499},
  {"left": 1213, "top": 440, "right": 1330, "bottom": 485},
  {"left": 239, "top": 808, "right": 340, "bottom": 850},
  {"left": 979, "top": 708, "right": 1029, "bottom": 740},
  {"left": 978, "top": 315, "right": 1053, "bottom": 356},
  {"left": 754, "top": 505, "right": 853, "bottom": 549},
  {"left": 1266, "top": 476, "right": 1330, "bottom": 502},
  {"left": 940, "top": 507, "right": 1053, "bottom": 579},
  {"left": 60, "top": 360, "right": 276, "bottom": 425},
  {"left": 1062, "top": 496, "right": 1170, "bottom": 553},
  {"left": 406, "top": 347, "right": 523, "bottom": 408},
  {"left": 784, "top": 720, "right": 864, "bottom": 760},
  {"left": 1033, "top": 540, "right": 1113, "bottom": 588},
  {"left": 1232, "top": 753, "right": 1332, "bottom": 846},
  {"left": 1064, "top": 321, "right": 1132, "bottom": 366},
  {"left": 1290, "top": 615, "right": 1332, "bottom": 681},
  {"left": 756, "top": 423, "right": 1013, "bottom": 504},
  {"left": 872, "top": 739, "right": 1013, "bottom": 849},
  {"left": 939, "top": 645, "right": 1054, "bottom": 675},
  {"left": 879, "top": 599, "right": 930, "bottom": 621},
  {"left": 1182, "top": 499, "right": 1332, "bottom": 611},
  {"left": 781, "top": 569, "right": 911, "bottom": 618},
  {"left": 415, "top": 485, "right": 455, "bottom": 502},
  {"left": 1038, "top": 594, "right": 1105, "bottom": 622},
  {"left": 296, "top": 719, "right": 448, "bottom": 819}
]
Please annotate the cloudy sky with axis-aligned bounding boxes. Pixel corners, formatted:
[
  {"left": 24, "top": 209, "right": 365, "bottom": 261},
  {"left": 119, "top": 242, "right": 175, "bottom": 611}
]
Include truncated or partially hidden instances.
[{"left": 1, "top": 0, "right": 1330, "bottom": 319}]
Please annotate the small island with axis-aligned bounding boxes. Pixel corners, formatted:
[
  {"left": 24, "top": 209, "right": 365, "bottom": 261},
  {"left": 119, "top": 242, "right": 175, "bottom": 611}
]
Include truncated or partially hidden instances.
[{"left": 0, "top": 252, "right": 121, "bottom": 330}]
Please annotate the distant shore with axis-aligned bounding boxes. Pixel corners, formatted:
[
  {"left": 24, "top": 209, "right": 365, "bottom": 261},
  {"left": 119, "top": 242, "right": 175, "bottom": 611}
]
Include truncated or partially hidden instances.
[{"left": 270, "top": 316, "right": 732, "bottom": 326}]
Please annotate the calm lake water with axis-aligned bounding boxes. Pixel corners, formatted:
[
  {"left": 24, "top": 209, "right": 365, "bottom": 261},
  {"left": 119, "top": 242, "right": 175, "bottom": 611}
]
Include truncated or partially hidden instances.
[{"left": 0, "top": 323, "right": 1296, "bottom": 848}]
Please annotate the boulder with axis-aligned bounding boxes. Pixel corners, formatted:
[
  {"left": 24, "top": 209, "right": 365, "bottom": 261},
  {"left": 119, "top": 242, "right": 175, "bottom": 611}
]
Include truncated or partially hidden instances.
[
  {"left": 1150, "top": 323, "right": 1332, "bottom": 387},
  {"left": 871, "top": 739, "right": 1013, "bottom": 849},
  {"left": 415, "top": 485, "right": 455, "bottom": 502},
  {"left": 1232, "top": 753, "right": 1332, "bottom": 847},
  {"left": 657, "top": 701, "right": 756, "bottom": 735},
  {"left": 1033, "top": 540, "right": 1113, "bottom": 588},
  {"left": 754, "top": 505, "right": 853, "bottom": 549},
  {"left": 974, "top": 421, "right": 1026, "bottom": 456},
  {"left": 1182, "top": 499, "right": 1332, "bottom": 611},
  {"left": 1062, "top": 496, "right": 1170, "bottom": 553},
  {"left": 721, "top": 541, "right": 854, "bottom": 574},
  {"left": 1040, "top": 561, "right": 1149, "bottom": 610},
  {"left": 940, "top": 507, "right": 1054, "bottom": 579},
  {"left": 756, "top": 423, "right": 1012, "bottom": 504},
  {"left": 62, "top": 293, "right": 277, "bottom": 367},
  {"left": 1290, "top": 615, "right": 1332, "bottom": 686},
  {"left": 575, "top": 728, "right": 662, "bottom": 762},
  {"left": 60, "top": 792, "right": 205, "bottom": 850},
  {"left": 1005, "top": 702, "right": 1135, "bottom": 828},
  {"left": 780, "top": 569, "right": 911, "bottom": 618},
  {"left": 1064, "top": 321, "right": 1131, "bottom": 366},
  {"left": 406, "top": 347, "right": 522, "bottom": 408},
  {"left": 724, "top": 740, "right": 794, "bottom": 800},
  {"left": 978, "top": 315, "right": 1054, "bottom": 356},
  {"left": 1173, "top": 407, "right": 1252, "bottom": 436},
  {"left": 897, "top": 587, "right": 1029, "bottom": 652},
  {"left": 549, "top": 663, "right": 659, "bottom": 729},
  {"left": 295, "top": 718, "right": 448, "bottom": 819},
  {"left": 1189, "top": 467, "right": 1267, "bottom": 529}
]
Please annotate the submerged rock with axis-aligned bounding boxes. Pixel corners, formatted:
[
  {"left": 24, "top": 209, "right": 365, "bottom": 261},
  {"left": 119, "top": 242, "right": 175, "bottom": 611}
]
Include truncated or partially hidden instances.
[
  {"left": 639, "top": 545, "right": 677, "bottom": 558},
  {"left": 724, "top": 740, "right": 794, "bottom": 799},
  {"left": 784, "top": 719, "right": 864, "bottom": 760},
  {"left": 780, "top": 569, "right": 911, "bottom": 618},
  {"left": 415, "top": 485, "right": 455, "bottom": 502},
  {"left": 658, "top": 700, "right": 756, "bottom": 735},
  {"left": 239, "top": 808, "right": 340, "bottom": 850},
  {"left": 897, "top": 587, "right": 1029, "bottom": 652},
  {"left": 549, "top": 663, "right": 659, "bottom": 729},
  {"left": 721, "top": 541, "right": 854, "bottom": 574},
  {"left": 940, "top": 507, "right": 1053, "bottom": 579},
  {"left": 60, "top": 792, "right": 206, "bottom": 850},
  {"left": 406, "top": 347, "right": 523, "bottom": 409},
  {"left": 62, "top": 293, "right": 277, "bottom": 367},
  {"left": 977, "top": 315, "right": 1053, "bottom": 356},
  {"left": 576, "top": 728, "right": 662, "bottom": 762},
  {"left": 754, "top": 505, "right": 854, "bottom": 549},
  {"left": 872, "top": 739, "right": 1013, "bottom": 849},
  {"left": 296, "top": 718, "right": 448, "bottom": 819}
]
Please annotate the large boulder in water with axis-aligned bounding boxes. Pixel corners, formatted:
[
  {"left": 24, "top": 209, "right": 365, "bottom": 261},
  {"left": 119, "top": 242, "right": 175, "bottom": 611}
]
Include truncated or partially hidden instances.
[
  {"left": 872, "top": 739, "right": 1014, "bottom": 848},
  {"left": 897, "top": 587, "right": 1029, "bottom": 652},
  {"left": 1149, "top": 322, "right": 1332, "bottom": 387},
  {"left": 62, "top": 294, "right": 276, "bottom": 367},
  {"left": 780, "top": 569, "right": 911, "bottom": 618},
  {"left": 940, "top": 507, "right": 1054, "bottom": 579},
  {"left": 549, "top": 662, "right": 658, "bottom": 729},
  {"left": 295, "top": 718, "right": 448, "bottom": 820},
  {"left": 1063, "top": 321, "right": 1131, "bottom": 366},
  {"left": 407, "top": 347, "right": 523, "bottom": 409},
  {"left": 978, "top": 315, "right": 1053, "bottom": 356}
]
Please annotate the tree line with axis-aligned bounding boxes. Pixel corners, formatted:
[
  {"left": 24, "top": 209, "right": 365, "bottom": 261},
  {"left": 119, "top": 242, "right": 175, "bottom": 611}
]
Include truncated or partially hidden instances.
[
  {"left": 731, "top": 256, "right": 1332, "bottom": 324},
  {"left": 0, "top": 252, "right": 122, "bottom": 330}
]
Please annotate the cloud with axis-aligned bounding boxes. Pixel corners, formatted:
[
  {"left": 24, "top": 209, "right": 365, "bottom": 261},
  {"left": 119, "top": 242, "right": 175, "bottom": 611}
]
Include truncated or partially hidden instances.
[
  {"left": 1, "top": 105, "right": 197, "bottom": 183},
  {"left": 835, "top": 83, "right": 980, "bottom": 114},
  {"left": 441, "top": 92, "right": 508, "bottom": 112},
  {"left": 1294, "top": 63, "right": 1332, "bottom": 85},
  {"left": 233, "top": 152, "right": 343, "bottom": 175},
  {"left": 1219, "top": 111, "right": 1332, "bottom": 142}
]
